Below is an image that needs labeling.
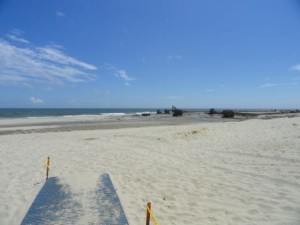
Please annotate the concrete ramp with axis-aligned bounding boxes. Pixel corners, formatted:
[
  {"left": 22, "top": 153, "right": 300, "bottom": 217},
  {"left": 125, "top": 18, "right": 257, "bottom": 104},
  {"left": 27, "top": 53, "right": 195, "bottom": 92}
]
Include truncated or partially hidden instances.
[{"left": 20, "top": 175, "right": 129, "bottom": 225}]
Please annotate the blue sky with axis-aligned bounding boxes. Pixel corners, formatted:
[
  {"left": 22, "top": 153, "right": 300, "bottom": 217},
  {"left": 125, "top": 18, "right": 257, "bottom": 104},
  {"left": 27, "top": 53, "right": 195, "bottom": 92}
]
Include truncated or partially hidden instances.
[{"left": 0, "top": 0, "right": 300, "bottom": 108}]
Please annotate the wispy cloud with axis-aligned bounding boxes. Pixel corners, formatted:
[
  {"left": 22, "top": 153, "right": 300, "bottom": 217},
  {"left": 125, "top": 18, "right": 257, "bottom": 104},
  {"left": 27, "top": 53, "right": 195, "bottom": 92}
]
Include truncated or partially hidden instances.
[
  {"left": 6, "top": 34, "right": 29, "bottom": 44},
  {"left": 5, "top": 29, "right": 30, "bottom": 44},
  {"left": 30, "top": 97, "right": 44, "bottom": 104},
  {"left": 38, "top": 46, "right": 97, "bottom": 70},
  {"left": 167, "top": 54, "right": 183, "bottom": 60},
  {"left": 259, "top": 82, "right": 297, "bottom": 88},
  {"left": 290, "top": 64, "right": 300, "bottom": 71},
  {"left": 259, "top": 83, "right": 282, "bottom": 88},
  {"left": 105, "top": 64, "right": 135, "bottom": 86},
  {"left": 115, "top": 70, "right": 134, "bottom": 86},
  {"left": 205, "top": 89, "right": 214, "bottom": 93},
  {"left": 289, "top": 64, "right": 300, "bottom": 82},
  {"left": 56, "top": 11, "right": 66, "bottom": 17},
  {"left": 10, "top": 28, "right": 23, "bottom": 36},
  {"left": 0, "top": 33, "right": 97, "bottom": 87}
]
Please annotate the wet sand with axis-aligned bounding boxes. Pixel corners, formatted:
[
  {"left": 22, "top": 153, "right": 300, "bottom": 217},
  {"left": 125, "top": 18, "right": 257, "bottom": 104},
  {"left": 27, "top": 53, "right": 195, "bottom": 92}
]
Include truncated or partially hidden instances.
[{"left": 1, "top": 111, "right": 299, "bottom": 136}]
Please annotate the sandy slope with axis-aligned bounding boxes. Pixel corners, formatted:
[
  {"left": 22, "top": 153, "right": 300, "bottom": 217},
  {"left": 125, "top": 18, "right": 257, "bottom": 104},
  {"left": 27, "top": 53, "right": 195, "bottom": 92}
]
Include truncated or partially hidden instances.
[{"left": 0, "top": 117, "right": 300, "bottom": 225}]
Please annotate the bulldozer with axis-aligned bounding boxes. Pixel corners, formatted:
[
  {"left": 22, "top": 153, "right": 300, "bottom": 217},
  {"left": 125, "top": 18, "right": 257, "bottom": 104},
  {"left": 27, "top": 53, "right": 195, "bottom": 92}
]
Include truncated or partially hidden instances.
[{"left": 172, "top": 106, "right": 183, "bottom": 117}]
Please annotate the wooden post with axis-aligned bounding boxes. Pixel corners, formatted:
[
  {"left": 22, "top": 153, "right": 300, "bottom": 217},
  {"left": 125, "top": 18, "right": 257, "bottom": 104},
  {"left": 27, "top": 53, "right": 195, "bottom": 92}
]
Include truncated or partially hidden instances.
[
  {"left": 146, "top": 202, "right": 151, "bottom": 225},
  {"left": 46, "top": 156, "right": 50, "bottom": 180}
]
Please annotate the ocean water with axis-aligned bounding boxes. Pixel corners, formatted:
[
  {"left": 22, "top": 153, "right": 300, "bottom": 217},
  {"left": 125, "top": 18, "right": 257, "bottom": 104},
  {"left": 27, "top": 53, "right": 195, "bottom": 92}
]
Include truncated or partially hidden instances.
[
  {"left": 0, "top": 108, "right": 281, "bottom": 118},
  {"left": 0, "top": 108, "right": 159, "bottom": 118}
]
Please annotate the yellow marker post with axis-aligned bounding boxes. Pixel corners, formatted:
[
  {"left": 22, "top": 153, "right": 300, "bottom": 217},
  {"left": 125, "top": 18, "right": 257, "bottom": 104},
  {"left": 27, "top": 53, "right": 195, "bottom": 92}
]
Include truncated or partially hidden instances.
[
  {"left": 45, "top": 157, "right": 50, "bottom": 180},
  {"left": 146, "top": 202, "right": 160, "bottom": 225},
  {"left": 146, "top": 202, "right": 151, "bottom": 225}
]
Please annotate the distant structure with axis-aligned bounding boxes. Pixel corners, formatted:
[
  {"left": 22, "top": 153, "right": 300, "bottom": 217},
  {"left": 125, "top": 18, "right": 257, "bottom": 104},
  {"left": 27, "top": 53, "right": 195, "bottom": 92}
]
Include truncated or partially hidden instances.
[
  {"left": 222, "top": 110, "right": 234, "bottom": 118},
  {"left": 156, "top": 110, "right": 162, "bottom": 114},
  {"left": 172, "top": 106, "right": 183, "bottom": 117},
  {"left": 142, "top": 113, "right": 151, "bottom": 116},
  {"left": 209, "top": 108, "right": 216, "bottom": 115},
  {"left": 164, "top": 109, "right": 170, "bottom": 114}
]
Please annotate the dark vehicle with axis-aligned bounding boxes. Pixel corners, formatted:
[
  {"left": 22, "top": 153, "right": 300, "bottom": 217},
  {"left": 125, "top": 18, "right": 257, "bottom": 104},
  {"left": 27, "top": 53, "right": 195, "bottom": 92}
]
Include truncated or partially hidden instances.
[
  {"left": 209, "top": 108, "right": 216, "bottom": 115},
  {"left": 172, "top": 106, "right": 183, "bottom": 117},
  {"left": 222, "top": 110, "right": 234, "bottom": 118}
]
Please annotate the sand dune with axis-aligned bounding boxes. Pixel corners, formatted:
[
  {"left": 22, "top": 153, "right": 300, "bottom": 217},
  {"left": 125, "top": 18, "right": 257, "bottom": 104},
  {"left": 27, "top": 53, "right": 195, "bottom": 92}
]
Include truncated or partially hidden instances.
[{"left": 0, "top": 117, "right": 300, "bottom": 224}]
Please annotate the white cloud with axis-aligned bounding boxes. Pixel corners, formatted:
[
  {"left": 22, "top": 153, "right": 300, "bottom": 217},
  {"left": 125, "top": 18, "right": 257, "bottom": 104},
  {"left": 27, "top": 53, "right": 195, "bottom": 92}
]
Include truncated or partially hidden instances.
[
  {"left": 290, "top": 64, "right": 300, "bottom": 82},
  {"left": 291, "top": 64, "right": 300, "bottom": 71},
  {"left": 56, "top": 11, "right": 66, "bottom": 17},
  {"left": 30, "top": 97, "right": 44, "bottom": 104},
  {"left": 114, "top": 69, "right": 134, "bottom": 86},
  {"left": 115, "top": 70, "right": 134, "bottom": 82},
  {"left": 105, "top": 64, "right": 135, "bottom": 86},
  {"left": 167, "top": 54, "right": 183, "bottom": 60},
  {"left": 0, "top": 36, "right": 97, "bottom": 87},
  {"left": 259, "top": 83, "right": 283, "bottom": 88},
  {"left": 6, "top": 29, "right": 29, "bottom": 44},
  {"left": 6, "top": 34, "right": 29, "bottom": 44},
  {"left": 10, "top": 28, "right": 24, "bottom": 36},
  {"left": 259, "top": 82, "right": 297, "bottom": 88},
  {"left": 205, "top": 89, "right": 214, "bottom": 93},
  {"left": 38, "top": 46, "right": 97, "bottom": 70}
]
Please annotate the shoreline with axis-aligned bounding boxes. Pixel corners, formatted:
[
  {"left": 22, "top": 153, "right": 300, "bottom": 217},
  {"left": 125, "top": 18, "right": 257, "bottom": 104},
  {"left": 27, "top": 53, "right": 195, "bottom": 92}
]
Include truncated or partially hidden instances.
[
  {"left": 0, "top": 112, "right": 299, "bottom": 135},
  {"left": 0, "top": 111, "right": 299, "bottom": 135}
]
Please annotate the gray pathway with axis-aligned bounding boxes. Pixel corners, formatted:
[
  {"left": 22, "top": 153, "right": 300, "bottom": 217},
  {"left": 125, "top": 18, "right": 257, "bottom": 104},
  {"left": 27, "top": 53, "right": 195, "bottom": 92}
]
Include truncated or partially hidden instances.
[{"left": 21, "top": 174, "right": 129, "bottom": 225}]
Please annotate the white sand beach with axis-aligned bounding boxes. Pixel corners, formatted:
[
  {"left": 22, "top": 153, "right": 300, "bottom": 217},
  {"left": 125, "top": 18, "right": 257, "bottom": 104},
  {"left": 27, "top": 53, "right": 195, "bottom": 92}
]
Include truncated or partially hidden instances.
[{"left": 0, "top": 116, "right": 300, "bottom": 225}]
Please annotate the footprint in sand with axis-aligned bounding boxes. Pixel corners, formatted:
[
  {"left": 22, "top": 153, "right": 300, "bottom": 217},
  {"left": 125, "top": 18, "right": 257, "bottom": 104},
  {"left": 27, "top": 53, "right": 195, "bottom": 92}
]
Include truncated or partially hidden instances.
[
  {"left": 208, "top": 217, "right": 217, "bottom": 222},
  {"left": 224, "top": 210, "right": 232, "bottom": 215},
  {"left": 257, "top": 203, "right": 274, "bottom": 212},
  {"left": 188, "top": 202, "right": 198, "bottom": 207},
  {"left": 248, "top": 209, "right": 259, "bottom": 215},
  {"left": 206, "top": 193, "right": 215, "bottom": 198},
  {"left": 232, "top": 216, "right": 244, "bottom": 222},
  {"left": 294, "top": 175, "right": 300, "bottom": 180},
  {"left": 281, "top": 206, "right": 293, "bottom": 212}
]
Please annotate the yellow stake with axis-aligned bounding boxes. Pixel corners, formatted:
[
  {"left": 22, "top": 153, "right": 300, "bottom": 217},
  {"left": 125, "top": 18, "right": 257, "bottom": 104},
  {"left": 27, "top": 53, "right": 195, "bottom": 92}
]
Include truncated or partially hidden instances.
[
  {"left": 45, "top": 156, "right": 50, "bottom": 180},
  {"left": 147, "top": 204, "right": 160, "bottom": 225}
]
